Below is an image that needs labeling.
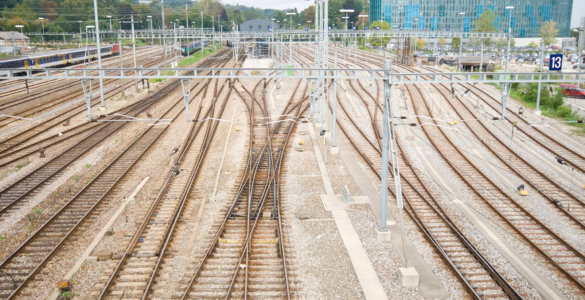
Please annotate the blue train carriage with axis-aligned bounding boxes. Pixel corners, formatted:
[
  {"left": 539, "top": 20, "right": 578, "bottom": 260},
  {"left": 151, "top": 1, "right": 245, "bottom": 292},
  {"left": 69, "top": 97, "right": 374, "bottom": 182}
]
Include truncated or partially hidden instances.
[
  {"left": 0, "top": 46, "right": 116, "bottom": 76},
  {"left": 180, "top": 41, "right": 210, "bottom": 56}
]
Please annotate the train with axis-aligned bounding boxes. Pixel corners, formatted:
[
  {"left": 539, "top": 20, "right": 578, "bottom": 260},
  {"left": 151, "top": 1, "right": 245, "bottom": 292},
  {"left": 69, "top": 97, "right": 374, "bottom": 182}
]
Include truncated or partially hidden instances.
[
  {"left": 0, "top": 45, "right": 119, "bottom": 75},
  {"left": 180, "top": 41, "right": 209, "bottom": 56}
]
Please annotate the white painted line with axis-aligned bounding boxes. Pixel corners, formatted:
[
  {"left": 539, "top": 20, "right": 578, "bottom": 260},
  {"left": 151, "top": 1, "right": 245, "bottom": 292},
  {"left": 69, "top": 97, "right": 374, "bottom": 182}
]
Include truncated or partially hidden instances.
[
  {"left": 49, "top": 177, "right": 150, "bottom": 300},
  {"left": 213, "top": 105, "right": 238, "bottom": 197},
  {"left": 308, "top": 122, "right": 388, "bottom": 300}
]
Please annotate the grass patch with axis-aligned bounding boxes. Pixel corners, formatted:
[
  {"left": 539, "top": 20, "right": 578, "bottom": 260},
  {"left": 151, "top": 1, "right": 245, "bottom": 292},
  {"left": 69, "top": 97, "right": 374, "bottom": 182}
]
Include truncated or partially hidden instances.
[
  {"left": 14, "top": 160, "right": 30, "bottom": 172},
  {"left": 510, "top": 83, "right": 585, "bottom": 133},
  {"left": 150, "top": 44, "right": 222, "bottom": 83},
  {"left": 59, "top": 291, "right": 76, "bottom": 299},
  {"left": 122, "top": 39, "right": 147, "bottom": 47},
  {"left": 85, "top": 163, "right": 92, "bottom": 168}
]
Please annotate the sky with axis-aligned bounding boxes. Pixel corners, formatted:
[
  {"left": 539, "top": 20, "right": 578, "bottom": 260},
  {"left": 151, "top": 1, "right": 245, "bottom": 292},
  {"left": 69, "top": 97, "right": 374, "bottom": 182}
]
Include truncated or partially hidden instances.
[{"left": 222, "top": 0, "right": 585, "bottom": 28}]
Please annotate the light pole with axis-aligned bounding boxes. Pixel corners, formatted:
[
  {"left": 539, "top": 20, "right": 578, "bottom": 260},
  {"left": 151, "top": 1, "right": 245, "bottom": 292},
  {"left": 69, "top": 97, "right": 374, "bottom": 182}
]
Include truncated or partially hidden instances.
[
  {"left": 15, "top": 25, "right": 23, "bottom": 54},
  {"left": 359, "top": 14, "right": 368, "bottom": 48},
  {"left": 458, "top": 12, "right": 465, "bottom": 72},
  {"left": 200, "top": 11, "right": 204, "bottom": 55},
  {"left": 271, "top": 18, "right": 276, "bottom": 59},
  {"left": 107, "top": 15, "right": 112, "bottom": 32},
  {"left": 161, "top": 0, "right": 167, "bottom": 67},
  {"left": 359, "top": 14, "right": 368, "bottom": 30},
  {"left": 340, "top": 9, "right": 354, "bottom": 31},
  {"left": 286, "top": 12, "right": 296, "bottom": 30},
  {"left": 505, "top": 6, "right": 514, "bottom": 73},
  {"left": 185, "top": 4, "right": 189, "bottom": 29},
  {"left": 78, "top": 21, "right": 83, "bottom": 47},
  {"left": 92, "top": 0, "right": 105, "bottom": 107},
  {"left": 502, "top": 5, "right": 514, "bottom": 119},
  {"left": 38, "top": 18, "right": 44, "bottom": 45},
  {"left": 85, "top": 25, "right": 94, "bottom": 65},
  {"left": 574, "top": 27, "right": 584, "bottom": 59},
  {"left": 286, "top": 12, "right": 296, "bottom": 65},
  {"left": 147, "top": 16, "right": 153, "bottom": 46}
]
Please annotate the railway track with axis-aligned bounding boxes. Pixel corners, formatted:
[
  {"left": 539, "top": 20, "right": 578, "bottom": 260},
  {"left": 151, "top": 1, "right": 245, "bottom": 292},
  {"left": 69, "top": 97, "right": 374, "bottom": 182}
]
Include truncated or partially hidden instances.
[
  {"left": 0, "top": 49, "right": 233, "bottom": 299},
  {"left": 461, "top": 79, "right": 585, "bottom": 174},
  {"left": 97, "top": 56, "right": 234, "bottom": 299},
  {"left": 301, "top": 48, "right": 522, "bottom": 298},
  {"left": 0, "top": 46, "right": 158, "bottom": 103},
  {"left": 342, "top": 47, "right": 585, "bottom": 295},
  {"left": 343, "top": 49, "right": 585, "bottom": 244},
  {"left": 401, "top": 76, "right": 585, "bottom": 293},
  {"left": 429, "top": 80, "right": 585, "bottom": 230},
  {"left": 178, "top": 77, "right": 305, "bottom": 299},
  {"left": 0, "top": 51, "right": 165, "bottom": 141},
  {"left": 0, "top": 50, "right": 229, "bottom": 220}
]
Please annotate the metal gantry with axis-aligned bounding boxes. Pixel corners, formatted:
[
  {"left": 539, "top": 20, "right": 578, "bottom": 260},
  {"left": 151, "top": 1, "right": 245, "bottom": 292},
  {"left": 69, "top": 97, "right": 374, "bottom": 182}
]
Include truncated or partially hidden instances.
[{"left": 3, "top": 68, "right": 582, "bottom": 83}]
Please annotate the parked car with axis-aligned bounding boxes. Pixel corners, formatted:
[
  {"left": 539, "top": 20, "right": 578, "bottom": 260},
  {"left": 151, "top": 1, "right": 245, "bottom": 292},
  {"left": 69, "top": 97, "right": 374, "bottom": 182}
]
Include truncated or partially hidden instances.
[{"left": 560, "top": 84, "right": 585, "bottom": 98}]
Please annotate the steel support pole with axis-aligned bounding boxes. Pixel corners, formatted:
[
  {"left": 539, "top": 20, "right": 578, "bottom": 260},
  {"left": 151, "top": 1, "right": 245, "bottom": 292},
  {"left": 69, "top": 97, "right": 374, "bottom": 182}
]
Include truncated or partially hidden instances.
[
  {"left": 181, "top": 79, "right": 191, "bottom": 121},
  {"left": 118, "top": 30, "right": 125, "bottom": 99},
  {"left": 479, "top": 40, "right": 484, "bottom": 72},
  {"left": 161, "top": 0, "right": 167, "bottom": 67},
  {"left": 81, "top": 80, "right": 93, "bottom": 121},
  {"left": 332, "top": 53, "right": 338, "bottom": 147},
  {"left": 380, "top": 59, "right": 392, "bottom": 230},
  {"left": 502, "top": 13, "right": 512, "bottom": 120},
  {"left": 536, "top": 45, "right": 545, "bottom": 115},
  {"left": 92, "top": 0, "right": 105, "bottom": 107}
]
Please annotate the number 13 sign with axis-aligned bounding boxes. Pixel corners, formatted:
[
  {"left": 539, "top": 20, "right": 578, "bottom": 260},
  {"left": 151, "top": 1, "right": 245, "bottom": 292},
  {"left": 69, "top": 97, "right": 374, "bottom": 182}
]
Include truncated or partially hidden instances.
[{"left": 549, "top": 54, "right": 563, "bottom": 71}]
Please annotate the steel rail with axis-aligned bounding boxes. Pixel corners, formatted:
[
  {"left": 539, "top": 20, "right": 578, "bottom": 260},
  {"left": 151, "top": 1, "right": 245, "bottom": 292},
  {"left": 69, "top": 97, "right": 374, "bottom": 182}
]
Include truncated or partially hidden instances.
[
  {"left": 403, "top": 79, "right": 585, "bottom": 291},
  {"left": 97, "top": 52, "right": 234, "bottom": 299}
]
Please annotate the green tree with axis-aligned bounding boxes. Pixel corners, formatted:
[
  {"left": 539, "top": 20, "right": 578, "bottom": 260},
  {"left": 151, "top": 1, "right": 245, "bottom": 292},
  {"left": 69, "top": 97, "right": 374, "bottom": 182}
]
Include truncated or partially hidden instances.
[
  {"left": 540, "top": 20, "right": 558, "bottom": 46},
  {"left": 452, "top": 37, "right": 461, "bottom": 50},
  {"left": 473, "top": 9, "right": 496, "bottom": 32},
  {"left": 367, "top": 20, "right": 390, "bottom": 47},
  {"left": 416, "top": 38, "right": 425, "bottom": 50},
  {"left": 472, "top": 9, "right": 496, "bottom": 47}
]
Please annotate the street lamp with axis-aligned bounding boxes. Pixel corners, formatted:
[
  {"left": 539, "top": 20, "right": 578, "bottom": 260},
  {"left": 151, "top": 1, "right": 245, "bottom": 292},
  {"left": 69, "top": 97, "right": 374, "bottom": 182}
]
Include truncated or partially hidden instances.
[
  {"left": 78, "top": 21, "right": 83, "bottom": 46},
  {"left": 86, "top": 25, "right": 94, "bottom": 45},
  {"left": 38, "top": 18, "right": 44, "bottom": 45},
  {"left": 458, "top": 12, "right": 465, "bottom": 72},
  {"left": 286, "top": 12, "right": 296, "bottom": 30},
  {"left": 15, "top": 25, "right": 24, "bottom": 43},
  {"left": 505, "top": 6, "right": 514, "bottom": 73},
  {"left": 147, "top": 16, "right": 153, "bottom": 46},
  {"left": 15, "top": 24, "right": 23, "bottom": 35},
  {"left": 340, "top": 9, "right": 354, "bottom": 31},
  {"left": 573, "top": 28, "right": 584, "bottom": 58},
  {"left": 358, "top": 14, "right": 368, "bottom": 30},
  {"left": 107, "top": 16, "right": 112, "bottom": 32},
  {"left": 501, "top": 6, "right": 514, "bottom": 119}
]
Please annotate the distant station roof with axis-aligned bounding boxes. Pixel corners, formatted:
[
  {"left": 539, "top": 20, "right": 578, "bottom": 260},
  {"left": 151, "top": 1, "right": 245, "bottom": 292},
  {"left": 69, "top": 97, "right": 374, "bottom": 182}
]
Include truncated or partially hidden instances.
[
  {"left": 239, "top": 19, "right": 278, "bottom": 32},
  {"left": 0, "top": 31, "right": 30, "bottom": 41}
]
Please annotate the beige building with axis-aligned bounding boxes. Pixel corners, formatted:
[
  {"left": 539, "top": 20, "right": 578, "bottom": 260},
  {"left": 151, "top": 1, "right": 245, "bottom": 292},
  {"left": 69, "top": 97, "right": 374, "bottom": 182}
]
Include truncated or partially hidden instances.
[{"left": 0, "top": 31, "right": 30, "bottom": 46}]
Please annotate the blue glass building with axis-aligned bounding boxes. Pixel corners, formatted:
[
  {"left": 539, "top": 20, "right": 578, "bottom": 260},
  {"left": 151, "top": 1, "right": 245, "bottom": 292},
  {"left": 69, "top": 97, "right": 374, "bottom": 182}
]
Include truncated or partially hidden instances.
[{"left": 369, "top": 0, "right": 572, "bottom": 37}]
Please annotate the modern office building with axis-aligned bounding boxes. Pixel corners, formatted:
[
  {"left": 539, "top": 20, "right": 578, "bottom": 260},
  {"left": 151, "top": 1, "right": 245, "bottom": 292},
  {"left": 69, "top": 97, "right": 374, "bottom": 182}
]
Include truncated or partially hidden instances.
[{"left": 369, "top": 0, "right": 572, "bottom": 37}]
